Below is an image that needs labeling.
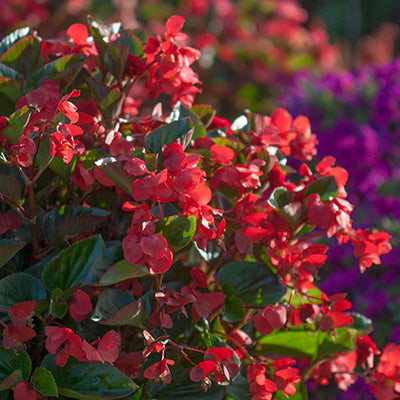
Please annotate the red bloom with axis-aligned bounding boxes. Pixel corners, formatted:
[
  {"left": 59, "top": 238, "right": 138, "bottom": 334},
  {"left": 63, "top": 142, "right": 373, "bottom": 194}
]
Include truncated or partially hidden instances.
[
  {"left": 356, "top": 335, "right": 380, "bottom": 369},
  {"left": 210, "top": 144, "right": 235, "bottom": 165},
  {"left": 13, "top": 381, "right": 38, "bottom": 400},
  {"left": 82, "top": 330, "right": 120, "bottom": 363},
  {"left": 143, "top": 358, "right": 175, "bottom": 384},
  {"left": 253, "top": 305, "right": 287, "bottom": 336},
  {"left": 69, "top": 289, "right": 92, "bottom": 321},
  {"left": 58, "top": 89, "right": 80, "bottom": 123},
  {"left": 2, "top": 325, "right": 36, "bottom": 350}
]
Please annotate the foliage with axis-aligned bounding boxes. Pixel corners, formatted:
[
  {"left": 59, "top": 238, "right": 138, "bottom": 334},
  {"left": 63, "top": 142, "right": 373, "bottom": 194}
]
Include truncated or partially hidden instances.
[{"left": 0, "top": 12, "right": 398, "bottom": 400}]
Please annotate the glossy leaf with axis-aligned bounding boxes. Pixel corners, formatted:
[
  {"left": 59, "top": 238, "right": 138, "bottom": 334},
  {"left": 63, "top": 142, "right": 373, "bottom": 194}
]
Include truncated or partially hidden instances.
[
  {"left": 49, "top": 288, "right": 68, "bottom": 319},
  {"left": 0, "top": 77, "right": 22, "bottom": 114},
  {"left": 42, "top": 206, "right": 109, "bottom": 243},
  {"left": 268, "top": 187, "right": 290, "bottom": 208},
  {"left": 30, "top": 54, "right": 86, "bottom": 92},
  {"left": 0, "top": 273, "right": 46, "bottom": 308},
  {"left": 0, "top": 348, "right": 31, "bottom": 387},
  {"left": 0, "top": 240, "right": 27, "bottom": 269},
  {"left": 96, "top": 159, "right": 132, "bottom": 194},
  {"left": 347, "top": 312, "right": 373, "bottom": 334},
  {"left": 0, "top": 28, "right": 30, "bottom": 55},
  {"left": 0, "top": 63, "right": 22, "bottom": 79},
  {"left": 104, "top": 44, "right": 128, "bottom": 81},
  {"left": 91, "top": 289, "right": 146, "bottom": 327},
  {"left": 0, "top": 35, "right": 40, "bottom": 77},
  {"left": 167, "top": 103, "right": 206, "bottom": 140},
  {"left": 191, "top": 104, "right": 216, "bottom": 128},
  {"left": 35, "top": 131, "right": 53, "bottom": 174},
  {"left": 156, "top": 215, "right": 196, "bottom": 248},
  {"left": 305, "top": 176, "right": 338, "bottom": 202},
  {"left": 222, "top": 283, "right": 245, "bottom": 323},
  {"left": 114, "top": 31, "right": 143, "bottom": 56},
  {"left": 218, "top": 261, "right": 286, "bottom": 307},
  {"left": 145, "top": 118, "right": 194, "bottom": 154},
  {"left": 43, "top": 235, "right": 105, "bottom": 291},
  {"left": 32, "top": 367, "right": 58, "bottom": 397},
  {"left": 1, "top": 105, "right": 32, "bottom": 145},
  {"left": 42, "top": 355, "right": 137, "bottom": 400},
  {"left": 98, "top": 260, "right": 149, "bottom": 286}
]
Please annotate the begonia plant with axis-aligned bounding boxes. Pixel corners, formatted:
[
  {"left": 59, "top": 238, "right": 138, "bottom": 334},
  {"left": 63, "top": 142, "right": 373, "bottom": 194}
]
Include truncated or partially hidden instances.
[{"left": 0, "top": 14, "right": 397, "bottom": 400}]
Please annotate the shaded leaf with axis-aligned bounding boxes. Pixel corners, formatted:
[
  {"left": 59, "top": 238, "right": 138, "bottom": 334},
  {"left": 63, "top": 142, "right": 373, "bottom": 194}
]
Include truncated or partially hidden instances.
[
  {"left": 114, "top": 31, "right": 143, "bottom": 56},
  {"left": 0, "top": 63, "right": 22, "bottom": 79},
  {"left": 42, "top": 206, "right": 109, "bottom": 243},
  {"left": 145, "top": 118, "right": 194, "bottom": 154},
  {"left": 0, "top": 348, "right": 31, "bottom": 385},
  {"left": 32, "top": 367, "right": 58, "bottom": 397},
  {"left": 1, "top": 105, "right": 32, "bottom": 145},
  {"left": 222, "top": 283, "right": 245, "bottom": 323},
  {"left": 0, "top": 28, "right": 30, "bottom": 55},
  {"left": 305, "top": 176, "right": 338, "bottom": 202},
  {"left": 218, "top": 261, "right": 286, "bottom": 307},
  {"left": 96, "top": 159, "right": 133, "bottom": 194},
  {"left": 49, "top": 288, "right": 68, "bottom": 319},
  {"left": 347, "top": 312, "right": 373, "bottom": 334},
  {"left": 42, "top": 355, "right": 137, "bottom": 400},
  {"left": 91, "top": 289, "right": 145, "bottom": 327},
  {"left": 191, "top": 104, "right": 216, "bottom": 128},
  {"left": 98, "top": 260, "right": 148, "bottom": 287},
  {"left": 156, "top": 215, "right": 196, "bottom": 248},
  {"left": 104, "top": 44, "right": 128, "bottom": 81},
  {"left": 0, "top": 240, "right": 27, "bottom": 269},
  {"left": 43, "top": 235, "right": 105, "bottom": 291},
  {"left": 0, "top": 273, "right": 46, "bottom": 308}
]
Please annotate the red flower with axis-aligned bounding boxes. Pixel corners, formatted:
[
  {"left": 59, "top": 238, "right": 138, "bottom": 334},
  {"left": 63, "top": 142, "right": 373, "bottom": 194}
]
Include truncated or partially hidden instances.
[
  {"left": 69, "top": 289, "right": 92, "bottom": 321},
  {"left": 13, "top": 381, "right": 38, "bottom": 400},
  {"left": 9, "top": 301, "right": 36, "bottom": 326},
  {"left": 82, "top": 330, "right": 120, "bottom": 363},
  {"left": 210, "top": 144, "right": 235, "bottom": 165},
  {"left": 2, "top": 325, "right": 36, "bottom": 350},
  {"left": 143, "top": 358, "right": 175, "bottom": 384},
  {"left": 58, "top": 89, "right": 80, "bottom": 123},
  {"left": 253, "top": 305, "right": 287, "bottom": 336}
]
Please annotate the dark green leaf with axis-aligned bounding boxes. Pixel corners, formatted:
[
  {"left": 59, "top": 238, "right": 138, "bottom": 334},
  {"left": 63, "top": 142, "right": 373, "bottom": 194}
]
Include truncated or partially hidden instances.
[
  {"left": 0, "top": 369, "right": 23, "bottom": 391},
  {"left": 268, "top": 187, "right": 289, "bottom": 208},
  {"left": 104, "top": 44, "right": 129, "bottom": 81},
  {"left": 42, "top": 206, "right": 109, "bottom": 243},
  {"left": 35, "top": 133, "right": 53, "bottom": 174},
  {"left": 305, "top": 176, "right": 338, "bottom": 202},
  {"left": 0, "top": 28, "right": 30, "bottom": 55},
  {"left": 191, "top": 104, "right": 216, "bottom": 128},
  {"left": 316, "top": 327, "right": 353, "bottom": 359},
  {"left": 167, "top": 103, "right": 206, "bottom": 140},
  {"left": 0, "top": 35, "right": 40, "bottom": 77},
  {"left": 32, "top": 367, "right": 58, "bottom": 397},
  {"left": 86, "top": 79, "right": 123, "bottom": 124},
  {"left": 145, "top": 118, "right": 194, "bottom": 154},
  {"left": 222, "top": 284, "right": 245, "bottom": 323},
  {"left": 0, "top": 273, "right": 47, "bottom": 308},
  {"left": 98, "top": 260, "right": 149, "bottom": 287},
  {"left": 0, "top": 348, "right": 31, "bottom": 385},
  {"left": 43, "top": 235, "right": 105, "bottom": 291},
  {"left": 156, "top": 215, "right": 196, "bottom": 248},
  {"left": 0, "top": 240, "right": 27, "bottom": 269},
  {"left": 1, "top": 105, "right": 32, "bottom": 145},
  {"left": 114, "top": 31, "right": 144, "bottom": 56},
  {"left": 91, "top": 289, "right": 146, "bottom": 327},
  {"left": 218, "top": 261, "right": 286, "bottom": 307},
  {"left": 0, "top": 77, "right": 23, "bottom": 115},
  {"left": 0, "top": 63, "right": 22, "bottom": 79},
  {"left": 42, "top": 355, "right": 137, "bottom": 400},
  {"left": 226, "top": 374, "right": 249, "bottom": 400},
  {"left": 30, "top": 54, "right": 86, "bottom": 92},
  {"left": 97, "top": 160, "right": 133, "bottom": 195},
  {"left": 49, "top": 288, "right": 68, "bottom": 319},
  {"left": 347, "top": 312, "right": 373, "bottom": 333}
]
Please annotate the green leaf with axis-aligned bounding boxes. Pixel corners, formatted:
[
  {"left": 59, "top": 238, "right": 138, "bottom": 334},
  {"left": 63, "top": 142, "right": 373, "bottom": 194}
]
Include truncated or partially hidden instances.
[
  {"left": 86, "top": 79, "right": 123, "bottom": 124},
  {"left": 32, "top": 367, "right": 58, "bottom": 397},
  {"left": 0, "top": 348, "right": 31, "bottom": 388},
  {"left": 191, "top": 104, "right": 216, "bottom": 128},
  {"left": 42, "top": 355, "right": 137, "bottom": 400},
  {"left": 49, "top": 288, "right": 68, "bottom": 319},
  {"left": 0, "top": 240, "right": 27, "bottom": 269},
  {"left": 305, "top": 176, "right": 338, "bottom": 202},
  {"left": 316, "top": 327, "right": 353, "bottom": 359},
  {"left": 97, "top": 160, "right": 133, "bottom": 194},
  {"left": 42, "top": 235, "right": 105, "bottom": 291},
  {"left": 42, "top": 206, "right": 109, "bottom": 243},
  {"left": 145, "top": 118, "right": 194, "bottom": 154},
  {"left": 114, "top": 31, "right": 144, "bottom": 56},
  {"left": 167, "top": 103, "right": 206, "bottom": 140},
  {"left": 35, "top": 133, "right": 53, "bottom": 174},
  {"left": 268, "top": 187, "right": 289, "bottom": 208},
  {"left": 0, "top": 77, "right": 23, "bottom": 115},
  {"left": 0, "top": 63, "right": 22, "bottom": 79},
  {"left": 98, "top": 260, "right": 149, "bottom": 286},
  {"left": 0, "top": 369, "right": 23, "bottom": 391},
  {"left": 104, "top": 44, "right": 129, "bottom": 81},
  {"left": 218, "top": 261, "right": 286, "bottom": 307},
  {"left": 1, "top": 105, "right": 32, "bottom": 145},
  {"left": 226, "top": 374, "right": 249, "bottom": 400},
  {"left": 91, "top": 289, "right": 146, "bottom": 327},
  {"left": 0, "top": 273, "right": 47, "bottom": 308},
  {"left": 222, "top": 283, "right": 245, "bottom": 323},
  {"left": 347, "top": 312, "right": 373, "bottom": 334},
  {"left": 0, "top": 28, "right": 30, "bottom": 55},
  {"left": 30, "top": 54, "right": 86, "bottom": 92},
  {"left": 156, "top": 215, "right": 196, "bottom": 248},
  {"left": 0, "top": 34, "right": 40, "bottom": 76}
]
